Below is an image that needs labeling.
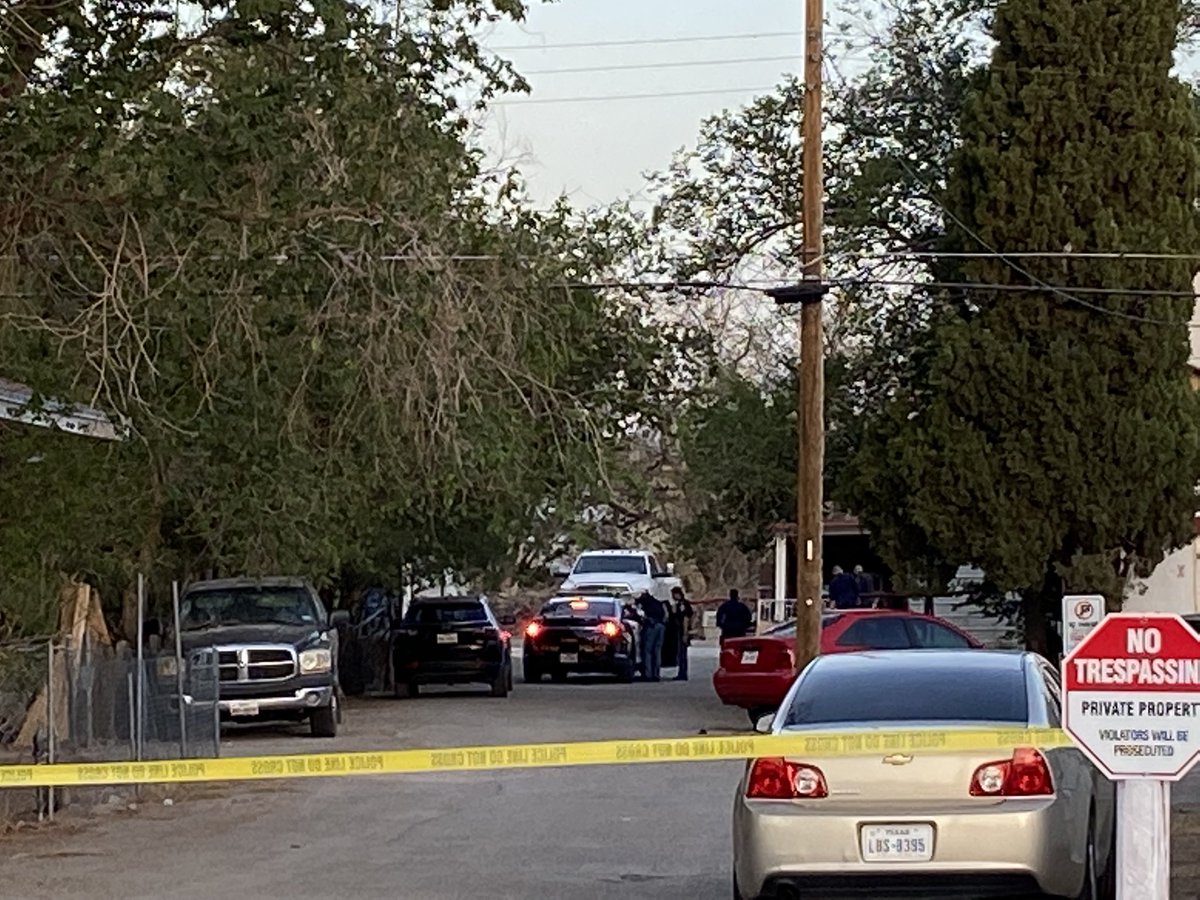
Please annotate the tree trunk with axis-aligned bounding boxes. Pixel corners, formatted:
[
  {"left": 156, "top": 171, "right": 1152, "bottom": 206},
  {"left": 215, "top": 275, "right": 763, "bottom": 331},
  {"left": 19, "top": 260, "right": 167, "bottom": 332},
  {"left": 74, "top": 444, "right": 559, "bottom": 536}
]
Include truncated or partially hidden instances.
[{"left": 1021, "top": 563, "right": 1065, "bottom": 659}]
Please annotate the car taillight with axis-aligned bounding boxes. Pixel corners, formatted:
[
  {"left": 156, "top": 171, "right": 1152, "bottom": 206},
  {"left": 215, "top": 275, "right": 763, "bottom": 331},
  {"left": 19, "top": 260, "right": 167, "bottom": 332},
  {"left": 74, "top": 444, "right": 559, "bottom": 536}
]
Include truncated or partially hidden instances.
[
  {"left": 525, "top": 621, "right": 542, "bottom": 639},
  {"left": 746, "top": 758, "right": 828, "bottom": 800},
  {"left": 598, "top": 620, "right": 621, "bottom": 638},
  {"left": 970, "top": 747, "right": 1054, "bottom": 797}
]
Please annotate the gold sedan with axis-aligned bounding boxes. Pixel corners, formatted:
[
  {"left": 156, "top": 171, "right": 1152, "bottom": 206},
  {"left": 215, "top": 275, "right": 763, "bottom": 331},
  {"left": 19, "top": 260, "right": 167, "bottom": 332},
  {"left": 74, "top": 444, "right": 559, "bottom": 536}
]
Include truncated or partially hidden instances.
[{"left": 732, "top": 649, "right": 1115, "bottom": 899}]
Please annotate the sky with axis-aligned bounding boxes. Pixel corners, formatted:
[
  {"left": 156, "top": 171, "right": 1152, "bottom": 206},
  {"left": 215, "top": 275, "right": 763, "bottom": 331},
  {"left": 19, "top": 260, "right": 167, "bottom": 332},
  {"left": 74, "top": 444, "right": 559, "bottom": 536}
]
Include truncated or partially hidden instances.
[{"left": 476, "top": 0, "right": 801, "bottom": 208}]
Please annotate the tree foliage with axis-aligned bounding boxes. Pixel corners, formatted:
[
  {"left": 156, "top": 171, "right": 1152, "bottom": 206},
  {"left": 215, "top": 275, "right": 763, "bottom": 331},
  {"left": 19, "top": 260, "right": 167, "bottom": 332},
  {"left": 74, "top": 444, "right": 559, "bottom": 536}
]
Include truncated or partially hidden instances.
[
  {"left": 842, "top": 0, "right": 1200, "bottom": 651},
  {"left": 0, "top": 0, "right": 673, "bottom": 632}
]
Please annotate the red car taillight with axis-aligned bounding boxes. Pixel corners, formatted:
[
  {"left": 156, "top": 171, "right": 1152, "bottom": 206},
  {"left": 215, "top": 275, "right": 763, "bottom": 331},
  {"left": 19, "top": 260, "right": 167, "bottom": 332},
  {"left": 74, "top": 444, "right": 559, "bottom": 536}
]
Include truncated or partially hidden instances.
[
  {"left": 598, "top": 619, "right": 621, "bottom": 638},
  {"left": 746, "top": 758, "right": 828, "bottom": 800},
  {"left": 970, "top": 747, "right": 1054, "bottom": 797},
  {"left": 525, "top": 621, "right": 542, "bottom": 639}
]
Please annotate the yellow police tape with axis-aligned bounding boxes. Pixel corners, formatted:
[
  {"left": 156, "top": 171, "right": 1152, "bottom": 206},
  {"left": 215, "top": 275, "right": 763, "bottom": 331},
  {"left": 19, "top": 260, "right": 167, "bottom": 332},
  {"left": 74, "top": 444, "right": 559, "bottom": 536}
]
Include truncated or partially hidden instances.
[{"left": 0, "top": 728, "right": 1075, "bottom": 789}]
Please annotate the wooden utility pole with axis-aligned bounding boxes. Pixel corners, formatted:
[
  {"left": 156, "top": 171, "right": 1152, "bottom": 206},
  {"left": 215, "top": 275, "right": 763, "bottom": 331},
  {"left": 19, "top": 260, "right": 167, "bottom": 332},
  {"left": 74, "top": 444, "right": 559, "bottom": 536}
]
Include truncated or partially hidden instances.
[{"left": 796, "top": 0, "right": 826, "bottom": 672}]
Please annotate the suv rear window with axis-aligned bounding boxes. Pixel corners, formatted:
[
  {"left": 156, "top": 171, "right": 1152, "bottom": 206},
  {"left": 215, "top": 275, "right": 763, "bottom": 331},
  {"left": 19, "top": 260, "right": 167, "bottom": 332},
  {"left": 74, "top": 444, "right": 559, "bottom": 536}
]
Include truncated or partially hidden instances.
[
  {"left": 406, "top": 602, "right": 488, "bottom": 626},
  {"left": 783, "top": 660, "right": 1028, "bottom": 726}
]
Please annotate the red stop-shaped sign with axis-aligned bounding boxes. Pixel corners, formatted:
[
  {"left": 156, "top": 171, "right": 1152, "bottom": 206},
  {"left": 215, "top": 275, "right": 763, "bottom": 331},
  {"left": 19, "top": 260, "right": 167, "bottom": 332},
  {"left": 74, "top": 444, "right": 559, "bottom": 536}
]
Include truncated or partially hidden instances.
[{"left": 1063, "top": 613, "right": 1200, "bottom": 780}]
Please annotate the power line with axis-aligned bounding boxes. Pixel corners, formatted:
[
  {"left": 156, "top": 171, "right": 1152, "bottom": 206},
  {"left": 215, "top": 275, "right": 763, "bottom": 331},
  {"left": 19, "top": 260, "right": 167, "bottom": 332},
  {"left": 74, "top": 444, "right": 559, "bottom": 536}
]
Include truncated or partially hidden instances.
[
  {"left": 855, "top": 250, "right": 1200, "bottom": 263},
  {"left": 489, "top": 31, "right": 803, "bottom": 52},
  {"left": 521, "top": 55, "right": 800, "bottom": 77},
  {"left": 494, "top": 86, "right": 778, "bottom": 106},
  {"left": 891, "top": 157, "right": 1191, "bottom": 326},
  {"left": 830, "top": 277, "right": 1199, "bottom": 300}
]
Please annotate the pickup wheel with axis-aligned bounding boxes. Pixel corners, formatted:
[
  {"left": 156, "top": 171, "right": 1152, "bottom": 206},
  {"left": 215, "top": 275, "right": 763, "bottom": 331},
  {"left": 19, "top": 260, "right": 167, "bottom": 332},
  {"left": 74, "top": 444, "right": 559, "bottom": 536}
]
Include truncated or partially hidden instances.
[
  {"left": 310, "top": 696, "right": 339, "bottom": 738},
  {"left": 523, "top": 658, "right": 541, "bottom": 683}
]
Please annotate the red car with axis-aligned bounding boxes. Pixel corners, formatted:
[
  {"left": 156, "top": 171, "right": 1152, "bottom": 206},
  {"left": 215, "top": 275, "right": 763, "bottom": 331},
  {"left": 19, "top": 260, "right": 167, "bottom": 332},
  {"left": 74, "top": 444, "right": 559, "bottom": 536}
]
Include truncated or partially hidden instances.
[{"left": 712, "top": 609, "right": 985, "bottom": 724}]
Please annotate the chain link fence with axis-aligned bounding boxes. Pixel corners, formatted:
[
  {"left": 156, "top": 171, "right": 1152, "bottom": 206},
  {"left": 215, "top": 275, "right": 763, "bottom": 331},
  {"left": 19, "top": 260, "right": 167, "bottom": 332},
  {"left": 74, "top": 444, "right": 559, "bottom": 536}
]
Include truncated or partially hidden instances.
[{"left": 0, "top": 634, "right": 222, "bottom": 823}]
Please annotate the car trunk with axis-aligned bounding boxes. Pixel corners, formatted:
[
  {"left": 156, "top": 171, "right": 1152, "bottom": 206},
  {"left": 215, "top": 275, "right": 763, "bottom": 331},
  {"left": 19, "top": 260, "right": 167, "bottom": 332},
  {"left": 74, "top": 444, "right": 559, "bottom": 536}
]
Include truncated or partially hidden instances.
[
  {"left": 400, "top": 620, "right": 498, "bottom": 662},
  {"left": 781, "top": 729, "right": 1026, "bottom": 811},
  {"left": 720, "top": 637, "right": 794, "bottom": 673}
]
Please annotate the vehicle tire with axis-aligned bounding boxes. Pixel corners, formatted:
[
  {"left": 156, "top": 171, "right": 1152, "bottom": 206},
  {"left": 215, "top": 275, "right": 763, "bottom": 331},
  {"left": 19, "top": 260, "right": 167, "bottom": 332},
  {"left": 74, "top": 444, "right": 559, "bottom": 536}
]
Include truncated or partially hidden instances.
[
  {"left": 506, "top": 662, "right": 514, "bottom": 692},
  {"left": 550, "top": 669, "right": 568, "bottom": 683},
  {"left": 616, "top": 659, "right": 636, "bottom": 683},
  {"left": 523, "top": 659, "right": 541, "bottom": 683},
  {"left": 490, "top": 667, "right": 509, "bottom": 698},
  {"left": 310, "top": 696, "right": 339, "bottom": 738},
  {"left": 401, "top": 680, "right": 419, "bottom": 698}
]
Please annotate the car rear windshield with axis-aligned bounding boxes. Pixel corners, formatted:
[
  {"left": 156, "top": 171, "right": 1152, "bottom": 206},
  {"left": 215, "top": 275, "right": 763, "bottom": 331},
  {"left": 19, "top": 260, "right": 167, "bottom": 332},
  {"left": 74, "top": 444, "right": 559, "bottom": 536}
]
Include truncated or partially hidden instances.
[
  {"left": 782, "top": 660, "right": 1028, "bottom": 726},
  {"left": 405, "top": 602, "right": 488, "bottom": 626},
  {"left": 543, "top": 599, "right": 619, "bottom": 619},
  {"left": 180, "top": 587, "right": 319, "bottom": 630},
  {"left": 764, "top": 616, "right": 839, "bottom": 638},
  {"left": 572, "top": 554, "right": 646, "bottom": 575}
]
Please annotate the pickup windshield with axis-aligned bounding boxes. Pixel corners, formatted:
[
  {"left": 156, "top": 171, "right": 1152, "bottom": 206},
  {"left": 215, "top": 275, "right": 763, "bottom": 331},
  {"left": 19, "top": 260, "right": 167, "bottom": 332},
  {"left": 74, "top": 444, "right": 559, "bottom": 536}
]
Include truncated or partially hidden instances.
[
  {"left": 571, "top": 554, "right": 647, "bottom": 575},
  {"left": 180, "top": 587, "right": 320, "bottom": 630}
]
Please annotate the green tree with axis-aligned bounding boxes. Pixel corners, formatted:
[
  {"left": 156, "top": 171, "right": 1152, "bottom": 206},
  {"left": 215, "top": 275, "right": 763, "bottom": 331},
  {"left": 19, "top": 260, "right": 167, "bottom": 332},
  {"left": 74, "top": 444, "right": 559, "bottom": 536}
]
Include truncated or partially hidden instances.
[
  {"left": 0, "top": 0, "right": 671, "bottom": 632},
  {"left": 844, "top": 0, "right": 1200, "bottom": 652}
]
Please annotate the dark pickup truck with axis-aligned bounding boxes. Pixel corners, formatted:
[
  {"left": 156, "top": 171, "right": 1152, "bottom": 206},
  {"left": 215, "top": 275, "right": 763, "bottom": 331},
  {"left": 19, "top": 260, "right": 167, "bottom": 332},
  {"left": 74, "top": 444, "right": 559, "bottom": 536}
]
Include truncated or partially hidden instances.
[{"left": 175, "top": 577, "right": 348, "bottom": 737}]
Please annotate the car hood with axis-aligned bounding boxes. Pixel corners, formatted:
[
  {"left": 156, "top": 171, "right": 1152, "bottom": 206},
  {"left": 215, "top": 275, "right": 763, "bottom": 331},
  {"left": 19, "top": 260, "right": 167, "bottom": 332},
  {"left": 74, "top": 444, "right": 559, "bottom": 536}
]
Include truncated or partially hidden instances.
[{"left": 179, "top": 623, "right": 325, "bottom": 650}]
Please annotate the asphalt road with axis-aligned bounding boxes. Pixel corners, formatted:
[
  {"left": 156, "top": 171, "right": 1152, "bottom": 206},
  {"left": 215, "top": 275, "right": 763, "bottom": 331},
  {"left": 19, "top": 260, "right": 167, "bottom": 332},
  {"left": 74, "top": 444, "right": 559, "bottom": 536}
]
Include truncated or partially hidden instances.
[
  {"left": 5, "top": 646, "right": 1200, "bottom": 898},
  {"left": 0, "top": 648, "right": 748, "bottom": 900}
]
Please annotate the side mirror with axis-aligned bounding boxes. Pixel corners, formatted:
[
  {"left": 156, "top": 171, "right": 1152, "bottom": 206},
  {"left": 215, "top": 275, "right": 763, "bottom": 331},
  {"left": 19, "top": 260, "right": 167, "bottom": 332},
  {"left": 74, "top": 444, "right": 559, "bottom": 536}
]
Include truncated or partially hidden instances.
[
  {"left": 499, "top": 614, "right": 517, "bottom": 626},
  {"left": 754, "top": 713, "right": 775, "bottom": 734},
  {"left": 329, "top": 610, "right": 351, "bottom": 629}
]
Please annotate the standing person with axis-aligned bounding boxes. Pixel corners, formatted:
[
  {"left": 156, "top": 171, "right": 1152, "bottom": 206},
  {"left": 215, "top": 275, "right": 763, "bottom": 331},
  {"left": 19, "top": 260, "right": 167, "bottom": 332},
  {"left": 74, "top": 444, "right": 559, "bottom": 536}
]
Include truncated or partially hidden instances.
[
  {"left": 853, "top": 565, "right": 873, "bottom": 607},
  {"left": 636, "top": 590, "right": 667, "bottom": 682},
  {"left": 669, "top": 586, "right": 695, "bottom": 681},
  {"left": 716, "top": 589, "right": 753, "bottom": 645},
  {"left": 828, "top": 566, "right": 860, "bottom": 610}
]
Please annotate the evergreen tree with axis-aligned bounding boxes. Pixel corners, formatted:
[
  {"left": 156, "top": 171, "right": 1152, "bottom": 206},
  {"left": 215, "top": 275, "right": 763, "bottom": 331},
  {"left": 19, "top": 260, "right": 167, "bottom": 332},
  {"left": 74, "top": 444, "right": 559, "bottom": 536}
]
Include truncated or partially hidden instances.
[{"left": 846, "top": 0, "right": 1200, "bottom": 651}]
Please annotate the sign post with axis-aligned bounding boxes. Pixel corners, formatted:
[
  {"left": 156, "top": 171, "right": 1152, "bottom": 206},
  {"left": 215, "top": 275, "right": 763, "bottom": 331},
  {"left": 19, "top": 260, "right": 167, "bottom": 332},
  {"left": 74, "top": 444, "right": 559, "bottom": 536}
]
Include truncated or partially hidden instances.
[
  {"left": 1062, "top": 593, "right": 1105, "bottom": 656},
  {"left": 1062, "top": 613, "right": 1200, "bottom": 900}
]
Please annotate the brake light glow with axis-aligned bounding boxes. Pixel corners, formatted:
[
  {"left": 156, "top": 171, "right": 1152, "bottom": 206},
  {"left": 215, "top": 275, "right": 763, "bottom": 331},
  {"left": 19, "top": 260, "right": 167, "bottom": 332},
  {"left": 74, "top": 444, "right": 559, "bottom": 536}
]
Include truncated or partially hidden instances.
[
  {"left": 745, "top": 758, "right": 828, "bottom": 800},
  {"left": 970, "top": 747, "right": 1054, "bottom": 797},
  {"left": 525, "top": 621, "right": 543, "bottom": 639},
  {"left": 599, "top": 620, "right": 621, "bottom": 638}
]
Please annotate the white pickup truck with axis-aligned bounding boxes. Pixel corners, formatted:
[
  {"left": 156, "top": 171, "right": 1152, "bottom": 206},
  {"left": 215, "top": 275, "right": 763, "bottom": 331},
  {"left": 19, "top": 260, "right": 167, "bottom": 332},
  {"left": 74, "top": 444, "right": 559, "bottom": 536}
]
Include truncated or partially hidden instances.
[{"left": 559, "top": 549, "right": 683, "bottom": 605}]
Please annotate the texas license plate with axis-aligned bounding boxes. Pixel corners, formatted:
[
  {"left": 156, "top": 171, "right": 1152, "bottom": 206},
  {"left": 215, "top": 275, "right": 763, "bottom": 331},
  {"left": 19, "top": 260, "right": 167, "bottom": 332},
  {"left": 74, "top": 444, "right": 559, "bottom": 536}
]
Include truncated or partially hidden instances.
[
  {"left": 228, "top": 700, "right": 259, "bottom": 717},
  {"left": 436, "top": 633, "right": 458, "bottom": 645},
  {"left": 860, "top": 824, "right": 934, "bottom": 862},
  {"left": 560, "top": 652, "right": 579, "bottom": 664},
  {"left": 741, "top": 650, "right": 759, "bottom": 665}
]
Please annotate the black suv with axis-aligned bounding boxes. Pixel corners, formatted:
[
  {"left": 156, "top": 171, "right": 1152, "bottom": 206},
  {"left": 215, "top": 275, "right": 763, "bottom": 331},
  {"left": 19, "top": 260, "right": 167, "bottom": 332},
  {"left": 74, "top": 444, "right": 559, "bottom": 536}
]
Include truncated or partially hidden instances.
[
  {"left": 177, "top": 577, "right": 348, "bottom": 737},
  {"left": 392, "top": 596, "right": 513, "bottom": 698}
]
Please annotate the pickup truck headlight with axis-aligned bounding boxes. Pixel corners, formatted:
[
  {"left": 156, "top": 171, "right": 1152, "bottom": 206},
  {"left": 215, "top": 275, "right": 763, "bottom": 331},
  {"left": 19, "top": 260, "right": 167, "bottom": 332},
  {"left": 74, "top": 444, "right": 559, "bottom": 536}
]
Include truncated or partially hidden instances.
[
  {"left": 156, "top": 656, "right": 178, "bottom": 678},
  {"left": 299, "top": 648, "right": 332, "bottom": 674}
]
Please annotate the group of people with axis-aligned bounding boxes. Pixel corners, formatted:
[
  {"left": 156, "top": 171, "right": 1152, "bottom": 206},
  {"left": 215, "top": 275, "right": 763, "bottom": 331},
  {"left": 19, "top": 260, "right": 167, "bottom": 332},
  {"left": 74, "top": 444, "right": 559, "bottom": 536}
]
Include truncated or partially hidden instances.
[
  {"left": 827, "top": 565, "right": 875, "bottom": 609},
  {"left": 629, "top": 586, "right": 700, "bottom": 682}
]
